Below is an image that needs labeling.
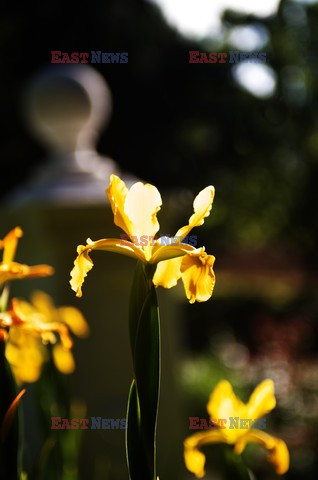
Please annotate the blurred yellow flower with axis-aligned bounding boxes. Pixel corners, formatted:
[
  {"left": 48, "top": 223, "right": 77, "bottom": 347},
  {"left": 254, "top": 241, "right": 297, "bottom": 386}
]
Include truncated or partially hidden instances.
[
  {"left": 1, "top": 291, "right": 89, "bottom": 384},
  {"left": 0, "top": 227, "right": 54, "bottom": 285},
  {"left": 184, "top": 379, "right": 289, "bottom": 477},
  {"left": 70, "top": 174, "right": 216, "bottom": 303}
]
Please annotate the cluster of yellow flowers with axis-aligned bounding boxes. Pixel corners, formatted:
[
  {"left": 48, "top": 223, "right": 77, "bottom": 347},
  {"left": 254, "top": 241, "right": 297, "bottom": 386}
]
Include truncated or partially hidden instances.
[
  {"left": 0, "top": 174, "right": 290, "bottom": 478},
  {"left": 0, "top": 226, "right": 89, "bottom": 384}
]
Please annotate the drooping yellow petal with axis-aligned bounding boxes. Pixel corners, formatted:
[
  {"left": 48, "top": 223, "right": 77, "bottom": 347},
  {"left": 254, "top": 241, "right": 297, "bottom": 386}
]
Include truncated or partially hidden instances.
[
  {"left": 124, "top": 181, "right": 162, "bottom": 259},
  {"left": 180, "top": 249, "right": 215, "bottom": 303},
  {"left": 268, "top": 438, "right": 290, "bottom": 475},
  {"left": 70, "top": 238, "right": 146, "bottom": 297},
  {"left": 70, "top": 245, "right": 94, "bottom": 298},
  {"left": 246, "top": 379, "right": 276, "bottom": 420},
  {"left": 0, "top": 226, "right": 23, "bottom": 264},
  {"left": 234, "top": 429, "right": 289, "bottom": 475},
  {"left": 106, "top": 174, "right": 134, "bottom": 237},
  {"left": 0, "top": 263, "right": 54, "bottom": 285},
  {"left": 176, "top": 186, "right": 215, "bottom": 240},
  {"left": 52, "top": 344, "right": 75, "bottom": 374},
  {"left": 184, "top": 445, "right": 206, "bottom": 478},
  {"left": 184, "top": 430, "right": 225, "bottom": 478},
  {"left": 153, "top": 256, "right": 183, "bottom": 289}
]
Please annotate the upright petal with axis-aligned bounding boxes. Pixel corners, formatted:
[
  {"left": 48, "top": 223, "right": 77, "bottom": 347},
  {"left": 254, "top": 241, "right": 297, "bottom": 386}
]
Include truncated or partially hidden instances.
[
  {"left": 180, "top": 249, "right": 215, "bottom": 303},
  {"left": 234, "top": 429, "right": 289, "bottom": 475},
  {"left": 124, "top": 181, "right": 162, "bottom": 259},
  {"left": 207, "top": 380, "right": 239, "bottom": 419},
  {"left": 30, "top": 290, "right": 56, "bottom": 321},
  {"left": 246, "top": 379, "right": 276, "bottom": 420},
  {"left": 207, "top": 380, "right": 261, "bottom": 444},
  {"left": 106, "top": 174, "right": 133, "bottom": 237},
  {"left": 176, "top": 186, "right": 215, "bottom": 240},
  {"left": 0, "top": 226, "right": 23, "bottom": 264}
]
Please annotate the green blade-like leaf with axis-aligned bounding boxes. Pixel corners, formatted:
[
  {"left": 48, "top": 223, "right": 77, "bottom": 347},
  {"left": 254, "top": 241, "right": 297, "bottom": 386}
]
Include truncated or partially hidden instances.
[
  {"left": 127, "top": 262, "right": 160, "bottom": 480},
  {"left": 134, "top": 285, "right": 160, "bottom": 478},
  {"left": 125, "top": 379, "right": 152, "bottom": 479}
]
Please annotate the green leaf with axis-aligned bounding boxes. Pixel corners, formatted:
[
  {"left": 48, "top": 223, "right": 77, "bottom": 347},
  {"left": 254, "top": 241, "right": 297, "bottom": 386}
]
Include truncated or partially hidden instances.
[
  {"left": 125, "top": 379, "right": 151, "bottom": 479},
  {"left": 127, "top": 262, "right": 160, "bottom": 480},
  {"left": 134, "top": 285, "right": 160, "bottom": 479}
]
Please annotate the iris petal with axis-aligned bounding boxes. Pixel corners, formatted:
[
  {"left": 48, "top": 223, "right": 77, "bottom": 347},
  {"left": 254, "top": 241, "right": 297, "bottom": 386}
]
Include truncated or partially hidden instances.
[
  {"left": 246, "top": 379, "right": 276, "bottom": 420},
  {"left": 234, "top": 429, "right": 289, "bottom": 475},
  {"left": 180, "top": 250, "right": 215, "bottom": 303},
  {"left": 70, "top": 238, "right": 146, "bottom": 297},
  {"left": 184, "top": 430, "right": 226, "bottom": 478},
  {"left": 0, "top": 263, "right": 54, "bottom": 285},
  {"left": 57, "top": 306, "right": 90, "bottom": 337},
  {"left": 176, "top": 186, "right": 214, "bottom": 240},
  {"left": 0, "top": 226, "right": 23, "bottom": 264},
  {"left": 124, "top": 181, "right": 162, "bottom": 259},
  {"left": 53, "top": 344, "right": 76, "bottom": 374},
  {"left": 106, "top": 174, "right": 133, "bottom": 237},
  {"left": 206, "top": 379, "right": 247, "bottom": 444},
  {"left": 149, "top": 243, "right": 195, "bottom": 264},
  {"left": 153, "top": 256, "right": 183, "bottom": 289},
  {"left": 207, "top": 380, "right": 245, "bottom": 420}
]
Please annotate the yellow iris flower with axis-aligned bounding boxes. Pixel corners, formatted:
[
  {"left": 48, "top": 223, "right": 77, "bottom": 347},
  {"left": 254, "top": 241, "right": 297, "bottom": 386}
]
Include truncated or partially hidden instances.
[
  {"left": 0, "top": 227, "right": 54, "bottom": 285},
  {"left": 2, "top": 291, "right": 89, "bottom": 383},
  {"left": 70, "top": 174, "right": 216, "bottom": 303},
  {"left": 184, "top": 379, "right": 289, "bottom": 477}
]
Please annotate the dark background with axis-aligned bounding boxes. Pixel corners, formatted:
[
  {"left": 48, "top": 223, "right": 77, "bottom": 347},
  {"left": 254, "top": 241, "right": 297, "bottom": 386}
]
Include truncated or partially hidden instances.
[{"left": 1, "top": 0, "right": 318, "bottom": 479}]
